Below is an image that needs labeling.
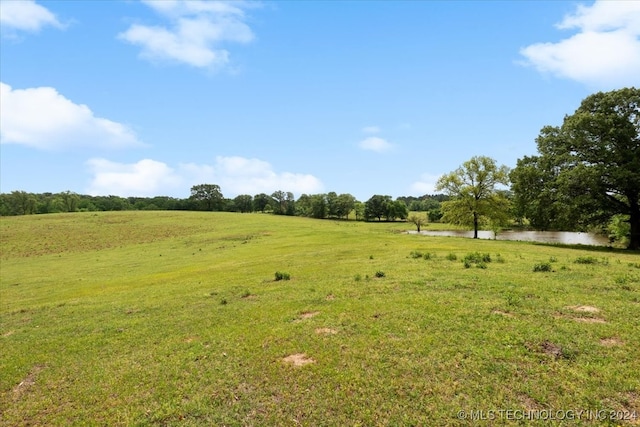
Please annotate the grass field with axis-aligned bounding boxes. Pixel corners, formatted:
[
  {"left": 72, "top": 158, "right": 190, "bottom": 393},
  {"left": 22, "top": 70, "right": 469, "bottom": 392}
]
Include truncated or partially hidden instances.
[{"left": 1, "top": 211, "right": 639, "bottom": 426}]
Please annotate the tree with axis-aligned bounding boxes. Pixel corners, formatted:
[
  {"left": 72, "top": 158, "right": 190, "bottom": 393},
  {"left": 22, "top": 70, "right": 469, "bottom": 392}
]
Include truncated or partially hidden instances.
[
  {"left": 364, "top": 195, "right": 392, "bottom": 221},
  {"left": 511, "top": 87, "right": 640, "bottom": 249},
  {"left": 435, "top": 156, "right": 510, "bottom": 238},
  {"left": 190, "top": 184, "right": 223, "bottom": 211},
  {"left": 407, "top": 213, "right": 428, "bottom": 232},
  {"left": 234, "top": 195, "right": 253, "bottom": 213},
  {"left": 253, "top": 193, "right": 271, "bottom": 213}
]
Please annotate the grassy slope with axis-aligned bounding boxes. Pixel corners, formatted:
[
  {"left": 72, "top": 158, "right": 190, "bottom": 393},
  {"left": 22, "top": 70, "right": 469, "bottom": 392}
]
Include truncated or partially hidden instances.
[{"left": 1, "top": 211, "right": 639, "bottom": 426}]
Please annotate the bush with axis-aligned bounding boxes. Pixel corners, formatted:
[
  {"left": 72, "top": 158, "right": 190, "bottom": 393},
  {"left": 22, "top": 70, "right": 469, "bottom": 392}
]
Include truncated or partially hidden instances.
[
  {"left": 533, "top": 262, "right": 552, "bottom": 272},
  {"left": 274, "top": 271, "right": 291, "bottom": 281},
  {"left": 375, "top": 271, "right": 386, "bottom": 278}
]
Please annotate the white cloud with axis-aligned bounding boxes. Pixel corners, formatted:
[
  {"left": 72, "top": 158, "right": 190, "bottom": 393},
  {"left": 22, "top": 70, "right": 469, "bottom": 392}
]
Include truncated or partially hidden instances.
[
  {"left": 87, "top": 158, "right": 182, "bottom": 197},
  {"left": 410, "top": 173, "right": 441, "bottom": 195},
  {"left": 182, "top": 156, "right": 324, "bottom": 196},
  {"left": 119, "top": 0, "right": 256, "bottom": 69},
  {"left": 520, "top": 1, "right": 640, "bottom": 89},
  {"left": 359, "top": 136, "right": 393, "bottom": 152},
  {"left": 362, "top": 126, "right": 381, "bottom": 134},
  {"left": 85, "top": 155, "right": 324, "bottom": 197},
  {"left": 0, "top": 82, "right": 143, "bottom": 150},
  {"left": 0, "top": 0, "right": 63, "bottom": 33}
]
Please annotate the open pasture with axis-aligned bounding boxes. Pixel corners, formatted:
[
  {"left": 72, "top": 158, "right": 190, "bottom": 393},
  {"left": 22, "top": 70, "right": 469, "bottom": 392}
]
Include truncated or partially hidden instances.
[{"left": 1, "top": 211, "right": 639, "bottom": 425}]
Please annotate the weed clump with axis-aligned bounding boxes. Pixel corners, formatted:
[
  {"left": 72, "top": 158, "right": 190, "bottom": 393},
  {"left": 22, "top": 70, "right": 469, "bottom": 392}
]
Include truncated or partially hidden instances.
[
  {"left": 574, "top": 256, "right": 608, "bottom": 265},
  {"left": 533, "top": 262, "right": 552, "bottom": 272},
  {"left": 375, "top": 271, "right": 386, "bottom": 278},
  {"left": 446, "top": 253, "right": 457, "bottom": 261},
  {"left": 463, "top": 252, "right": 491, "bottom": 268},
  {"left": 274, "top": 271, "right": 291, "bottom": 281},
  {"left": 409, "top": 250, "right": 423, "bottom": 259}
]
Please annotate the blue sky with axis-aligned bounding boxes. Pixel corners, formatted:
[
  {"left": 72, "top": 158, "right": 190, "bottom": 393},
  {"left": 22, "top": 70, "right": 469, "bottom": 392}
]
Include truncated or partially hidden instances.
[{"left": 1, "top": 0, "right": 639, "bottom": 201}]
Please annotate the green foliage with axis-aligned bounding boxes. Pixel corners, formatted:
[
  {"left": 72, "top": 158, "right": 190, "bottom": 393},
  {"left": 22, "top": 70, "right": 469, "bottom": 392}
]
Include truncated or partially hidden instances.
[
  {"left": 375, "top": 270, "right": 386, "bottom": 278},
  {"left": 436, "top": 156, "right": 511, "bottom": 238},
  {"left": 190, "top": 184, "right": 224, "bottom": 211},
  {"left": 446, "top": 253, "right": 457, "bottom": 261},
  {"left": 274, "top": 271, "right": 291, "bottom": 281},
  {"left": 533, "top": 262, "right": 552, "bottom": 272},
  {"left": 463, "top": 252, "right": 492, "bottom": 264},
  {"left": 574, "top": 256, "right": 608, "bottom": 265},
  {"left": 407, "top": 213, "right": 428, "bottom": 232},
  {"left": 510, "top": 88, "right": 640, "bottom": 249}
]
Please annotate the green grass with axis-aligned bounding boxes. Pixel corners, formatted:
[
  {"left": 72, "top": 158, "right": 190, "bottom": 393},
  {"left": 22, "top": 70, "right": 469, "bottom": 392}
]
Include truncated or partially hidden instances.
[{"left": 1, "top": 211, "right": 639, "bottom": 426}]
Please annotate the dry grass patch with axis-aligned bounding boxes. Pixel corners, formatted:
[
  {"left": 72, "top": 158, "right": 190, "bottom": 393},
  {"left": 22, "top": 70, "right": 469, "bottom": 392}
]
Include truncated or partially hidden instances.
[
  {"left": 315, "top": 327, "right": 338, "bottom": 335},
  {"left": 12, "top": 365, "right": 45, "bottom": 398},
  {"left": 491, "top": 309, "right": 514, "bottom": 318},
  {"left": 573, "top": 317, "right": 607, "bottom": 324},
  {"left": 282, "top": 353, "right": 315, "bottom": 367},
  {"left": 600, "top": 337, "right": 625, "bottom": 347},
  {"left": 567, "top": 305, "right": 600, "bottom": 313}
]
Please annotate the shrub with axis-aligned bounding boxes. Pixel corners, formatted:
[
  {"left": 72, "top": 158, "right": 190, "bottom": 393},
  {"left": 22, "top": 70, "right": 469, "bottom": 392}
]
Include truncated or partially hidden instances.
[
  {"left": 375, "top": 271, "right": 386, "bottom": 278},
  {"left": 274, "top": 271, "right": 291, "bottom": 281},
  {"left": 533, "top": 262, "right": 552, "bottom": 272},
  {"left": 574, "top": 256, "right": 598, "bottom": 264},
  {"left": 423, "top": 252, "right": 433, "bottom": 260},
  {"left": 464, "top": 252, "right": 491, "bottom": 264}
]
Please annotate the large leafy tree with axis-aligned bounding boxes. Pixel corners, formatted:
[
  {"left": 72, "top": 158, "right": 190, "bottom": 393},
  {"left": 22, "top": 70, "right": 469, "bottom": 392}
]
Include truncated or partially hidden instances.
[
  {"left": 511, "top": 87, "right": 640, "bottom": 249},
  {"left": 364, "top": 195, "right": 392, "bottom": 221},
  {"left": 435, "top": 156, "right": 510, "bottom": 238},
  {"left": 190, "top": 184, "right": 223, "bottom": 211}
]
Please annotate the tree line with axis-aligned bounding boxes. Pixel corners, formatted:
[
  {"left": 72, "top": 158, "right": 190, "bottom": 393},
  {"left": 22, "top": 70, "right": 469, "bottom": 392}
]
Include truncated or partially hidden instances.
[
  {"left": 0, "top": 184, "right": 446, "bottom": 223},
  {"left": 2, "top": 88, "right": 638, "bottom": 248}
]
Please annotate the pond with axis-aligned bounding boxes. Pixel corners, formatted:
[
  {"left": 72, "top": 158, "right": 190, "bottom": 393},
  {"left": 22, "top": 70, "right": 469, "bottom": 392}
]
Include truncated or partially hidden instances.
[{"left": 408, "top": 230, "right": 610, "bottom": 246}]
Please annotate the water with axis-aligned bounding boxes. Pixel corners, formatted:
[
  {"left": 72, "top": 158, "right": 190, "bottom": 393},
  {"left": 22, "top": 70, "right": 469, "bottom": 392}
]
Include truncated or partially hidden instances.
[{"left": 408, "top": 230, "right": 610, "bottom": 246}]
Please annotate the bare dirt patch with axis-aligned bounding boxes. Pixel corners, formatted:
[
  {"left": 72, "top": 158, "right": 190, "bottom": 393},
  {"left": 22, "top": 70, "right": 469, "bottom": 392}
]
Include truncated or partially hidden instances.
[
  {"left": 492, "top": 310, "right": 514, "bottom": 318},
  {"left": 13, "top": 365, "right": 45, "bottom": 397},
  {"left": 600, "top": 337, "right": 624, "bottom": 347},
  {"left": 2, "top": 330, "right": 15, "bottom": 337},
  {"left": 540, "top": 341, "right": 563, "bottom": 359},
  {"left": 297, "top": 311, "right": 320, "bottom": 321},
  {"left": 567, "top": 305, "right": 600, "bottom": 313},
  {"left": 325, "top": 294, "right": 335, "bottom": 301},
  {"left": 283, "top": 353, "right": 315, "bottom": 367},
  {"left": 518, "top": 393, "right": 541, "bottom": 411},
  {"left": 315, "top": 328, "right": 338, "bottom": 335}
]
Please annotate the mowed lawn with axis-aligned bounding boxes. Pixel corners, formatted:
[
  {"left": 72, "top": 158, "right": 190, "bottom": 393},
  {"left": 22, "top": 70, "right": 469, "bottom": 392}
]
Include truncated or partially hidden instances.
[{"left": 1, "top": 211, "right": 639, "bottom": 426}]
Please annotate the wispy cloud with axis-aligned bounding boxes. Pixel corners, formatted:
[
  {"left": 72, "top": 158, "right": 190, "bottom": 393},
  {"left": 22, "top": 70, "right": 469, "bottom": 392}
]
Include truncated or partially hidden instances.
[
  {"left": 0, "top": 0, "right": 63, "bottom": 34},
  {"left": 410, "top": 173, "right": 441, "bottom": 195},
  {"left": 119, "top": 0, "right": 257, "bottom": 69},
  {"left": 0, "top": 82, "right": 143, "bottom": 150},
  {"left": 359, "top": 136, "right": 393, "bottom": 153},
  {"left": 362, "top": 126, "right": 381, "bottom": 134},
  {"left": 86, "top": 155, "right": 323, "bottom": 197},
  {"left": 519, "top": 0, "right": 640, "bottom": 89}
]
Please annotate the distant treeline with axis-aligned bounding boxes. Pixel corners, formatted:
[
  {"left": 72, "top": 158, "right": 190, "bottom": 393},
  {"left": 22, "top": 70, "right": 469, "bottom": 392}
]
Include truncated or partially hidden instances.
[{"left": 0, "top": 185, "right": 447, "bottom": 222}]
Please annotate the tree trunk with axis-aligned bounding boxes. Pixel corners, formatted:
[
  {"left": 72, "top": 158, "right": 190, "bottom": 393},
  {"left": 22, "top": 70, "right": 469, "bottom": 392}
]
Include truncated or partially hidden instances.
[
  {"left": 629, "top": 199, "right": 640, "bottom": 250},
  {"left": 473, "top": 212, "right": 479, "bottom": 239}
]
